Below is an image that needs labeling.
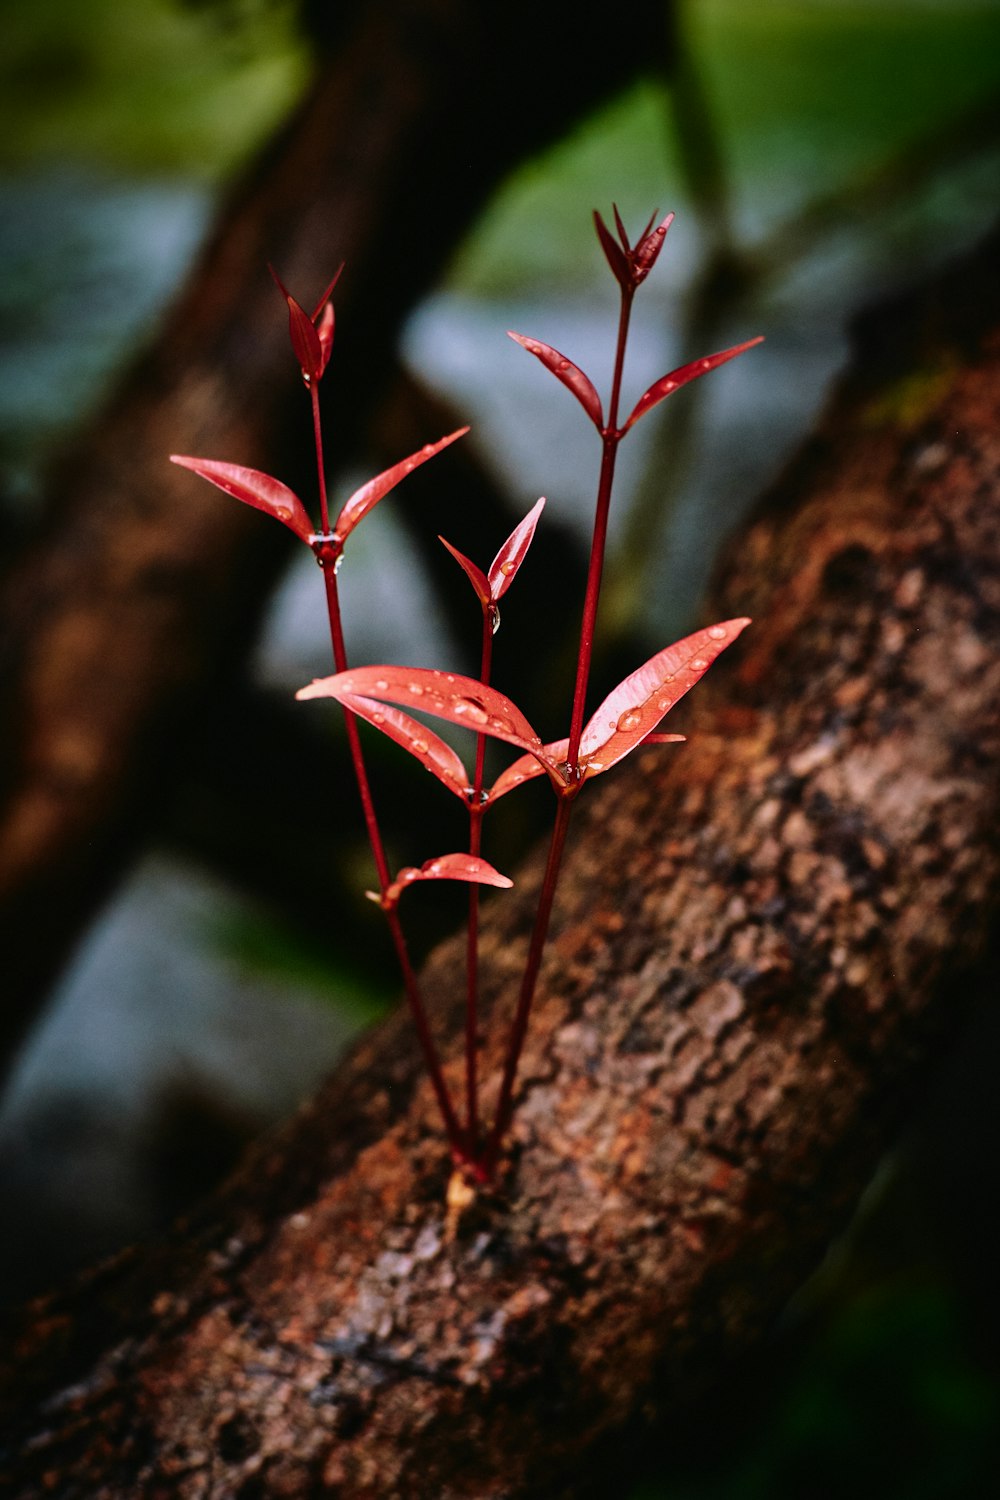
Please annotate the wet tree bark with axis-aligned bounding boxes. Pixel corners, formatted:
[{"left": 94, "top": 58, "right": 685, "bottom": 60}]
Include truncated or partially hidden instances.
[
  {"left": 1, "top": 228, "right": 998, "bottom": 1497},
  {"left": 0, "top": 0, "right": 663, "bottom": 1073}
]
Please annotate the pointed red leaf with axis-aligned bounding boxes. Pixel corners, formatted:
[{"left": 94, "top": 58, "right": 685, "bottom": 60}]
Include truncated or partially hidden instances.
[
  {"left": 314, "top": 300, "right": 335, "bottom": 376},
  {"left": 169, "top": 455, "right": 313, "bottom": 543},
  {"left": 611, "top": 202, "right": 632, "bottom": 252},
  {"left": 487, "top": 497, "right": 545, "bottom": 601},
  {"left": 269, "top": 265, "right": 324, "bottom": 384},
  {"left": 440, "top": 536, "right": 490, "bottom": 608},
  {"left": 334, "top": 692, "right": 471, "bottom": 800},
  {"left": 578, "top": 618, "right": 751, "bottom": 777},
  {"left": 623, "top": 336, "right": 764, "bottom": 432},
  {"left": 296, "top": 665, "right": 546, "bottom": 758},
  {"left": 508, "top": 332, "right": 603, "bottom": 430},
  {"left": 309, "top": 262, "right": 344, "bottom": 322},
  {"left": 593, "top": 210, "right": 631, "bottom": 288},
  {"left": 382, "top": 853, "right": 513, "bottom": 907},
  {"left": 633, "top": 210, "right": 674, "bottom": 282},
  {"left": 333, "top": 428, "right": 469, "bottom": 544},
  {"left": 487, "top": 738, "right": 569, "bottom": 804}
]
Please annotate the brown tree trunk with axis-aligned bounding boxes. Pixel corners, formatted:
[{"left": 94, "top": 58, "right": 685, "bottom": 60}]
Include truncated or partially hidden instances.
[
  {"left": 0, "top": 0, "right": 663, "bottom": 1071},
  {"left": 2, "top": 226, "right": 998, "bottom": 1497}
]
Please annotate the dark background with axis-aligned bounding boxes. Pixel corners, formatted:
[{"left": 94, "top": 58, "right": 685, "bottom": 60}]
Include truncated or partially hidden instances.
[{"left": 1, "top": 2, "right": 999, "bottom": 1494}]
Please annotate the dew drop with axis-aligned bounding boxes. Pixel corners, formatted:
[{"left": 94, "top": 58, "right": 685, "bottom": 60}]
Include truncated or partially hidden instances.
[
  {"left": 701, "top": 359, "right": 711, "bottom": 370},
  {"left": 375, "top": 678, "right": 389, "bottom": 690},
  {"left": 446, "top": 674, "right": 456, "bottom": 683},
  {"left": 512, "top": 773, "right": 524, "bottom": 784},
  {"left": 277, "top": 506, "right": 291, "bottom": 521},
  {"left": 412, "top": 739, "right": 428, "bottom": 754},
  {"left": 691, "top": 658, "right": 708, "bottom": 671},
  {"left": 557, "top": 359, "right": 569, "bottom": 371},
  {"left": 407, "top": 682, "right": 424, "bottom": 696},
  {"left": 708, "top": 625, "right": 727, "bottom": 640},
  {"left": 428, "top": 861, "right": 443, "bottom": 875},
  {"left": 373, "top": 712, "right": 385, "bottom": 725},
  {"left": 589, "top": 760, "right": 603, "bottom": 771},
  {"left": 617, "top": 710, "right": 642, "bottom": 733},
  {"left": 499, "top": 560, "right": 516, "bottom": 576},
  {"left": 657, "top": 698, "right": 673, "bottom": 712},
  {"left": 489, "top": 603, "right": 501, "bottom": 635}
]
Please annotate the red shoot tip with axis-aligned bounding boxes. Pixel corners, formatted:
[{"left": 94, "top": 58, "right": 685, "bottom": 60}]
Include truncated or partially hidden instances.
[{"left": 269, "top": 263, "right": 341, "bottom": 386}]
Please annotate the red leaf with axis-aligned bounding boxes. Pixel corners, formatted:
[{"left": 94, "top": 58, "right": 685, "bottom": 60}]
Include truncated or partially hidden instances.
[
  {"left": 296, "top": 665, "right": 546, "bottom": 759},
  {"left": 333, "top": 428, "right": 468, "bottom": 544},
  {"left": 623, "top": 337, "right": 764, "bottom": 432},
  {"left": 612, "top": 202, "right": 631, "bottom": 251},
  {"left": 633, "top": 210, "right": 674, "bottom": 282},
  {"left": 487, "top": 738, "right": 569, "bottom": 804},
  {"left": 507, "top": 332, "right": 603, "bottom": 430},
  {"left": 382, "top": 853, "right": 513, "bottom": 908},
  {"left": 334, "top": 692, "right": 470, "bottom": 800},
  {"left": 578, "top": 618, "right": 751, "bottom": 777},
  {"left": 269, "top": 265, "right": 324, "bottom": 384},
  {"left": 488, "top": 497, "right": 545, "bottom": 601},
  {"left": 309, "top": 263, "right": 344, "bottom": 322},
  {"left": 594, "top": 209, "right": 630, "bottom": 288},
  {"left": 440, "top": 536, "right": 490, "bottom": 608},
  {"left": 315, "top": 300, "right": 335, "bottom": 374},
  {"left": 169, "top": 455, "right": 313, "bottom": 543}
]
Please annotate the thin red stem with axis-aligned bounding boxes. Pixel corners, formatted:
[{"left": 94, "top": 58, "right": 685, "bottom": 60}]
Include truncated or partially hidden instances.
[
  {"left": 482, "top": 282, "right": 636, "bottom": 1176},
  {"left": 482, "top": 792, "right": 575, "bottom": 1174},
  {"left": 311, "top": 383, "right": 331, "bottom": 534},
  {"left": 566, "top": 286, "right": 633, "bottom": 768},
  {"left": 312, "top": 383, "right": 462, "bottom": 1159},
  {"left": 463, "top": 606, "right": 495, "bottom": 1152}
]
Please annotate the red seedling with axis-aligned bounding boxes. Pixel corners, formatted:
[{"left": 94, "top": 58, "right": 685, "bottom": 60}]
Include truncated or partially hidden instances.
[{"left": 173, "top": 210, "right": 761, "bottom": 1186}]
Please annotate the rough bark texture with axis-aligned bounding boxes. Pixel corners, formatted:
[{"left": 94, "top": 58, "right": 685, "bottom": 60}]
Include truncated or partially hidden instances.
[
  {"left": 0, "top": 0, "right": 662, "bottom": 1069},
  {"left": 2, "top": 228, "right": 998, "bottom": 1497}
]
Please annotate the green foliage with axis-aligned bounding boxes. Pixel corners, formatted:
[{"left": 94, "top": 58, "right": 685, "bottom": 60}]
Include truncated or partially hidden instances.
[{"left": 0, "top": 0, "right": 307, "bottom": 178}]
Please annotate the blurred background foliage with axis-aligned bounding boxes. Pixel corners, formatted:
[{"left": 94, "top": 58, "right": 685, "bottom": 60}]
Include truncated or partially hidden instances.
[{"left": 1, "top": 1, "right": 999, "bottom": 1494}]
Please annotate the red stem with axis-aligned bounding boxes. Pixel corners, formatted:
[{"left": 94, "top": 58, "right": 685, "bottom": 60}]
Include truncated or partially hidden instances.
[
  {"left": 463, "top": 607, "right": 495, "bottom": 1152},
  {"left": 311, "top": 387, "right": 463, "bottom": 1158},
  {"left": 566, "top": 286, "right": 633, "bottom": 768},
  {"left": 482, "top": 283, "right": 635, "bottom": 1176},
  {"left": 482, "top": 792, "right": 575, "bottom": 1174}
]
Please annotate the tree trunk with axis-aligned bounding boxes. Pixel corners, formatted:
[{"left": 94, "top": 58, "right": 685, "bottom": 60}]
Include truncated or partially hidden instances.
[
  {"left": 0, "top": 0, "right": 664, "bottom": 1072},
  {"left": 2, "top": 225, "right": 998, "bottom": 1498}
]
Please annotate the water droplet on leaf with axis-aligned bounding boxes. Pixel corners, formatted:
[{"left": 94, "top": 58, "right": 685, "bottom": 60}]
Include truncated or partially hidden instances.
[
  {"left": 617, "top": 710, "right": 643, "bottom": 732},
  {"left": 708, "top": 625, "right": 727, "bottom": 640}
]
